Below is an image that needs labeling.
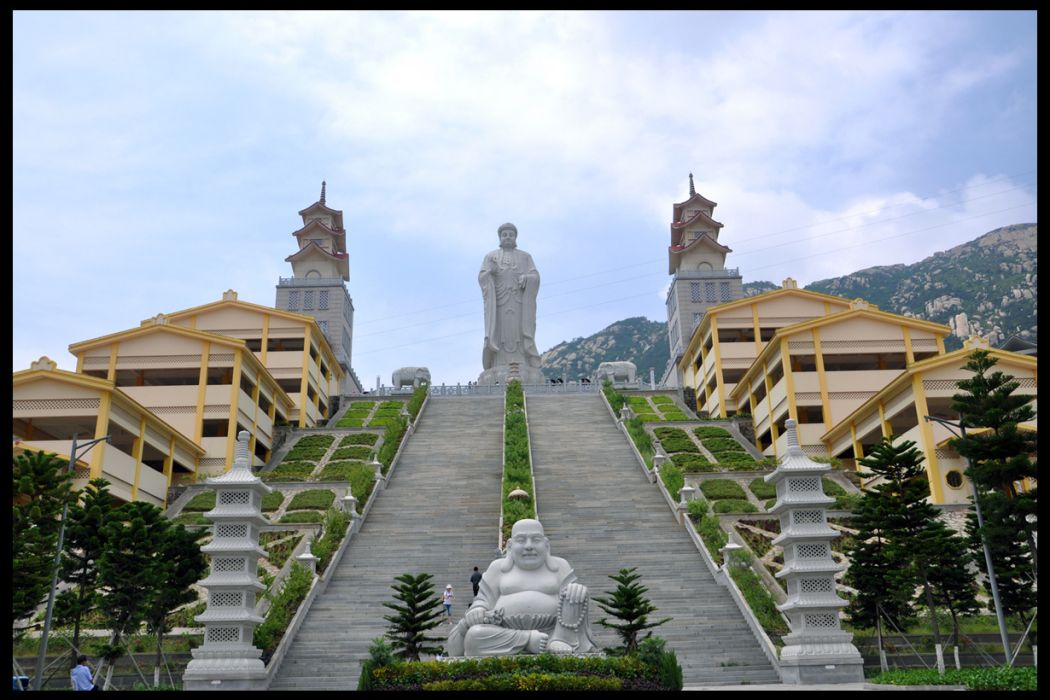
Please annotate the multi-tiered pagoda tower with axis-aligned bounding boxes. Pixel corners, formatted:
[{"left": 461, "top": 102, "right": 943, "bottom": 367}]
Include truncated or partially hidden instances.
[{"left": 276, "top": 182, "right": 362, "bottom": 395}]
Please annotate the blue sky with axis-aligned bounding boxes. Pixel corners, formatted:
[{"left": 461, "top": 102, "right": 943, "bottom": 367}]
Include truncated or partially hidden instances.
[{"left": 13, "top": 10, "right": 1037, "bottom": 388}]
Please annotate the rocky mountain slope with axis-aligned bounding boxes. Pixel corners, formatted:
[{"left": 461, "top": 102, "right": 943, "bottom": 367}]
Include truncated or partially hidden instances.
[
  {"left": 803, "top": 224, "right": 1036, "bottom": 349},
  {"left": 539, "top": 316, "right": 667, "bottom": 382},
  {"left": 540, "top": 224, "right": 1036, "bottom": 377}
]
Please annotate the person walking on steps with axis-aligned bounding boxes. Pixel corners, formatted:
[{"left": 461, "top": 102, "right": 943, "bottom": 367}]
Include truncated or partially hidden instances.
[
  {"left": 470, "top": 566, "right": 482, "bottom": 597},
  {"left": 442, "top": 584, "right": 455, "bottom": 623}
]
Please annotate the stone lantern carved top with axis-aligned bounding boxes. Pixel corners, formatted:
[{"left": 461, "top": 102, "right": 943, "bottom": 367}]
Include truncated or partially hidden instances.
[
  {"left": 764, "top": 420, "right": 831, "bottom": 484},
  {"left": 207, "top": 430, "right": 273, "bottom": 493}
]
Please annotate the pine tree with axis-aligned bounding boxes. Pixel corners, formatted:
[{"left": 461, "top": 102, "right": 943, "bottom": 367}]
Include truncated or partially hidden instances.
[
  {"left": 55, "top": 478, "right": 116, "bottom": 658},
  {"left": 11, "top": 450, "right": 75, "bottom": 633},
  {"left": 950, "top": 349, "right": 1037, "bottom": 620},
  {"left": 95, "top": 501, "right": 173, "bottom": 687},
  {"left": 381, "top": 573, "right": 445, "bottom": 661},
  {"left": 593, "top": 567, "right": 671, "bottom": 654},
  {"left": 142, "top": 523, "right": 208, "bottom": 687}
]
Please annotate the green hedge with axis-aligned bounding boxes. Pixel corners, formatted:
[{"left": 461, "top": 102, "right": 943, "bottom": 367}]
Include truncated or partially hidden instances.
[
  {"left": 867, "top": 666, "right": 1036, "bottom": 691},
  {"left": 747, "top": 478, "right": 777, "bottom": 500},
  {"left": 696, "top": 513, "right": 727, "bottom": 554},
  {"left": 670, "top": 453, "right": 716, "bottom": 472},
  {"left": 336, "top": 410, "right": 371, "bottom": 427},
  {"left": 379, "top": 401, "right": 402, "bottom": 409},
  {"left": 283, "top": 446, "right": 328, "bottom": 462},
  {"left": 331, "top": 445, "right": 373, "bottom": 461},
  {"left": 253, "top": 562, "right": 313, "bottom": 661},
  {"left": 286, "top": 489, "right": 335, "bottom": 511},
  {"left": 278, "top": 510, "right": 324, "bottom": 524},
  {"left": 652, "top": 427, "right": 699, "bottom": 454},
  {"left": 659, "top": 463, "right": 684, "bottom": 498},
  {"left": 699, "top": 479, "right": 747, "bottom": 500},
  {"left": 407, "top": 384, "right": 427, "bottom": 422},
  {"left": 312, "top": 507, "right": 351, "bottom": 575},
  {"left": 693, "top": 426, "right": 732, "bottom": 440},
  {"left": 263, "top": 462, "right": 316, "bottom": 482},
  {"left": 362, "top": 652, "right": 680, "bottom": 691},
  {"left": 725, "top": 551, "right": 789, "bottom": 646},
  {"left": 601, "top": 380, "right": 626, "bottom": 413},
  {"left": 377, "top": 416, "right": 408, "bottom": 472},
  {"left": 501, "top": 381, "right": 535, "bottom": 540},
  {"left": 317, "top": 460, "right": 367, "bottom": 482},
  {"left": 347, "top": 464, "right": 376, "bottom": 514},
  {"left": 660, "top": 411, "right": 691, "bottom": 421},
  {"left": 262, "top": 491, "right": 285, "bottom": 512},
  {"left": 713, "top": 498, "right": 758, "bottom": 513},
  {"left": 625, "top": 417, "right": 655, "bottom": 469},
  {"left": 294, "top": 434, "right": 335, "bottom": 449},
  {"left": 172, "top": 512, "right": 209, "bottom": 526},
  {"left": 340, "top": 432, "right": 379, "bottom": 446},
  {"left": 182, "top": 491, "right": 216, "bottom": 512}
]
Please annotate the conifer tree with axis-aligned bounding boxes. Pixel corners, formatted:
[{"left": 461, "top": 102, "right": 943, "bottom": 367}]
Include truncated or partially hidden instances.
[
  {"left": 55, "top": 478, "right": 116, "bottom": 658},
  {"left": 950, "top": 349, "right": 1037, "bottom": 621},
  {"left": 142, "top": 523, "right": 208, "bottom": 687},
  {"left": 382, "top": 573, "right": 445, "bottom": 661},
  {"left": 593, "top": 567, "right": 671, "bottom": 654},
  {"left": 11, "top": 450, "right": 75, "bottom": 633}
]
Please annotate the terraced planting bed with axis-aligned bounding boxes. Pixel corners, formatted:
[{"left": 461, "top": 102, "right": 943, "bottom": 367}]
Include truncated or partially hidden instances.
[{"left": 625, "top": 393, "right": 694, "bottom": 421}]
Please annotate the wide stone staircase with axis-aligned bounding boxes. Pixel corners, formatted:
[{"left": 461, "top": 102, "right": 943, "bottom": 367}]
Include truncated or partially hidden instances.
[
  {"left": 269, "top": 396, "right": 505, "bottom": 690},
  {"left": 526, "top": 394, "right": 781, "bottom": 686}
]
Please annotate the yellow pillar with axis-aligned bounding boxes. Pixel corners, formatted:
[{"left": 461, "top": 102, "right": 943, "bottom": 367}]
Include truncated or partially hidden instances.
[
  {"left": 879, "top": 403, "right": 892, "bottom": 438},
  {"left": 90, "top": 393, "right": 112, "bottom": 479},
  {"left": 902, "top": 326, "right": 914, "bottom": 365},
  {"left": 130, "top": 414, "right": 146, "bottom": 501},
  {"left": 912, "top": 373, "right": 945, "bottom": 503},
  {"left": 260, "top": 315, "right": 270, "bottom": 364},
  {"left": 751, "top": 303, "right": 762, "bottom": 354},
  {"left": 812, "top": 328, "right": 831, "bottom": 426},
  {"left": 780, "top": 339, "right": 798, "bottom": 423},
  {"left": 107, "top": 345, "right": 119, "bottom": 382},
  {"left": 710, "top": 317, "right": 727, "bottom": 418},
  {"left": 194, "top": 341, "right": 210, "bottom": 444},
  {"left": 225, "top": 351, "right": 244, "bottom": 471}
]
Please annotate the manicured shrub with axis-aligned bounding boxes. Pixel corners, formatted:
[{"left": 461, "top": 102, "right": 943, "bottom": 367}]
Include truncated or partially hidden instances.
[
  {"left": 341, "top": 432, "right": 380, "bottom": 446},
  {"left": 331, "top": 445, "right": 373, "bottom": 461},
  {"left": 696, "top": 514, "right": 727, "bottom": 555},
  {"left": 702, "top": 436, "right": 748, "bottom": 452},
  {"left": 652, "top": 427, "right": 699, "bottom": 454},
  {"left": 821, "top": 477, "right": 846, "bottom": 496},
  {"left": 764, "top": 498, "right": 777, "bottom": 510},
  {"left": 253, "top": 562, "right": 313, "bottom": 661},
  {"left": 407, "top": 384, "right": 427, "bottom": 422},
  {"left": 725, "top": 550, "right": 789, "bottom": 646},
  {"left": 601, "top": 380, "right": 626, "bottom": 413},
  {"left": 699, "top": 479, "right": 747, "bottom": 500},
  {"left": 283, "top": 446, "right": 328, "bottom": 462},
  {"left": 686, "top": 497, "right": 709, "bottom": 521},
  {"left": 670, "top": 453, "right": 716, "bottom": 472},
  {"left": 627, "top": 396, "right": 652, "bottom": 409},
  {"left": 709, "top": 451, "right": 758, "bottom": 466},
  {"left": 312, "top": 507, "right": 351, "bottom": 574},
  {"left": 347, "top": 464, "right": 377, "bottom": 514},
  {"left": 263, "top": 462, "right": 316, "bottom": 481},
  {"left": 262, "top": 491, "right": 285, "bottom": 512},
  {"left": 278, "top": 510, "right": 324, "bottom": 524},
  {"left": 337, "top": 410, "right": 371, "bottom": 427},
  {"left": 868, "top": 666, "right": 1036, "bottom": 691},
  {"left": 294, "top": 434, "right": 335, "bottom": 449},
  {"left": 182, "top": 491, "right": 216, "bottom": 512},
  {"left": 659, "top": 463, "right": 684, "bottom": 499},
  {"left": 377, "top": 416, "right": 409, "bottom": 472},
  {"left": 713, "top": 499, "right": 758, "bottom": 514},
  {"left": 172, "top": 512, "right": 209, "bottom": 526},
  {"left": 747, "top": 477, "right": 777, "bottom": 500},
  {"left": 693, "top": 426, "right": 732, "bottom": 440},
  {"left": 317, "top": 460, "right": 367, "bottom": 482},
  {"left": 286, "top": 489, "right": 335, "bottom": 511}
]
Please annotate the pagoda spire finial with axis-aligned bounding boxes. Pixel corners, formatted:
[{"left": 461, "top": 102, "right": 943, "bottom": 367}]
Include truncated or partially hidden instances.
[
  {"left": 688, "top": 173, "right": 695, "bottom": 197},
  {"left": 320, "top": 180, "right": 326, "bottom": 206}
]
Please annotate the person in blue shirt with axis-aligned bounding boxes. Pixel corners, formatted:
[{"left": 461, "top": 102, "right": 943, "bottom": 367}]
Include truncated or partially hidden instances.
[{"left": 70, "top": 655, "right": 97, "bottom": 691}]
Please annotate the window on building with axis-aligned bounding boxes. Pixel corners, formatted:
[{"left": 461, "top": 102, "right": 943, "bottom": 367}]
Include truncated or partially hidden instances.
[
  {"left": 258, "top": 392, "right": 272, "bottom": 415},
  {"left": 791, "top": 355, "right": 818, "bottom": 372},
  {"left": 253, "top": 438, "right": 270, "bottom": 463},
  {"left": 705, "top": 282, "right": 717, "bottom": 302},
  {"left": 690, "top": 282, "right": 702, "bottom": 303},
  {"left": 244, "top": 338, "right": 262, "bottom": 352},
  {"left": 200, "top": 419, "right": 229, "bottom": 438},
  {"left": 206, "top": 367, "right": 233, "bottom": 385},
  {"left": 287, "top": 291, "right": 299, "bottom": 310},
  {"left": 266, "top": 337, "right": 305, "bottom": 352},
  {"left": 692, "top": 312, "right": 702, "bottom": 331},
  {"left": 342, "top": 329, "right": 353, "bottom": 354},
  {"left": 344, "top": 304, "right": 353, "bottom": 326},
  {"left": 303, "top": 291, "right": 314, "bottom": 310},
  {"left": 277, "top": 378, "right": 301, "bottom": 394},
  {"left": 669, "top": 323, "right": 680, "bottom": 353},
  {"left": 667, "top": 289, "right": 677, "bottom": 316},
  {"left": 306, "top": 385, "right": 317, "bottom": 402},
  {"left": 318, "top": 319, "right": 328, "bottom": 334},
  {"left": 239, "top": 373, "right": 255, "bottom": 397},
  {"left": 768, "top": 362, "right": 784, "bottom": 386},
  {"left": 318, "top": 290, "right": 329, "bottom": 310},
  {"left": 720, "top": 281, "right": 732, "bottom": 302},
  {"left": 796, "top": 405, "right": 824, "bottom": 424},
  {"left": 945, "top": 471, "right": 964, "bottom": 488}
]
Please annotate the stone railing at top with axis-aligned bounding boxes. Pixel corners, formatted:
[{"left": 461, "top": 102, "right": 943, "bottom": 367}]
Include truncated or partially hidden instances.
[
  {"left": 277, "top": 276, "right": 346, "bottom": 287},
  {"left": 375, "top": 379, "right": 650, "bottom": 397}
]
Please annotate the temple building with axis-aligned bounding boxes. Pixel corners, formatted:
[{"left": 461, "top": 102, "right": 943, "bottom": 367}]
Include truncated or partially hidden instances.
[
  {"left": 275, "top": 182, "right": 363, "bottom": 395},
  {"left": 662, "top": 175, "right": 744, "bottom": 388}
]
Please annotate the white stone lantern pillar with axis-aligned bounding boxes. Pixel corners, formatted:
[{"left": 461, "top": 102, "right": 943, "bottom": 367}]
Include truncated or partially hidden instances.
[
  {"left": 295, "top": 536, "right": 318, "bottom": 576},
  {"left": 183, "top": 430, "right": 273, "bottom": 691},
  {"left": 764, "top": 420, "right": 864, "bottom": 684}
]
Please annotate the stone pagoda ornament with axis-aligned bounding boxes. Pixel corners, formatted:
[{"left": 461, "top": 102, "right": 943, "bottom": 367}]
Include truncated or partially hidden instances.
[
  {"left": 764, "top": 420, "right": 864, "bottom": 684},
  {"left": 183, "top": 431, "right": 273, "bottom": 690}
]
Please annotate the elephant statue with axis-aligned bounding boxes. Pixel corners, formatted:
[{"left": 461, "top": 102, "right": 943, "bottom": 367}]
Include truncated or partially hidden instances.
[
  {"left": 594, "top": 360, "right": 637, "bottom": 385},
  {"left": 392, "top": 366, "right": 431, "bottom": 389}
]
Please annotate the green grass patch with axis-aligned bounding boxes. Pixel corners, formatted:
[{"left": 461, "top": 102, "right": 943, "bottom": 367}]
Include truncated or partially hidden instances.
[
  {"left": 407, "top": 384, "right": 427, "bottom": 422},
  {"left": 652, "top": 427, "right": 699, "bottom": 454},
  {"left": 693, "top": 426, "right": 732, "bottom": 440},
  {"left": 699, "top": 479, "right": 747, "bottom": 500},
  {"left": 340, "top": 432, "right": 380, "bottom": 446},
  {"left": 696, "top": 513, "right": 728, "bottom": 556},
  {"left": 661, "top": 411, "right": 691, "bottom": 421},
  {"left": 659, "top": 463, "right": 684, "bottom": 498},
  {"left": 336, "top": 410, "right": 371, "bottom": 427},
  {"left": 294, "top": 434, "right": 335, "bottom": 449},
  {"left": 501, "top": 381, "right": 535, "bottom": 540},
  {"left": 283, "top": 446, "right": 328, "bottom": 462},
  {"left": 651, "top": 395, "right": 675, "bottom": 405},
  {"left": 262, "top": 490, "right": 285, "bottom": 511},
  {"left": 317, "top": 460, "right": 368, "bottom": 482},
  {"left": 172, "top": 512, "right": 209, "bottom": 526},
  {"left": 278, "top": 510, "right": 324, "bottom": 524},
  {"left": 747, "top": 478, "right": 777, "bottom": 500},
  {"left": 713, "top": 499, "right": 758, "bottom": 514},
  {"left": 670, "top": 453, "right": 716, "bottom": 472},
  {"left": 868, "top": 667, "right": 1036, "bottom": 691},
  {"left": 182, "top": 491, "right": 216, "bottom": 511},
  {"left": 377, "top": 416, "right": 408, "bottom": 472},
  {"left": 331, "top": 445, "right": 373, "bottom": 461},
  {"left": 821, "top": 477, "right": 846, "bottom": 496},
  {"left": 254, "top": 562, "right": 313, "bottom": 661},
  {"left": 702, "top": 436, "right": 748, "bottom": 452},
  {"left": 263, "top": 462, "right": 317, "bottom": 482},
  {"left": 624, "top": 417, "right": 655, "bottom": 469},
  {"left": 725, "top": 551, "right": 789, "bottom": 646},
  {"left": 367, "top": 416, "right": 401, "bottom": 427},
  {"left": 286, "top": 489, "right": 336, "bottom": 511},
  {"left": 350, "top": 401, "right": 375, "bottom": 409}
]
